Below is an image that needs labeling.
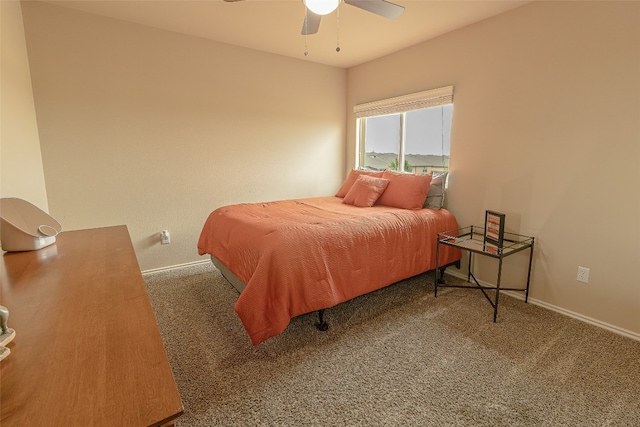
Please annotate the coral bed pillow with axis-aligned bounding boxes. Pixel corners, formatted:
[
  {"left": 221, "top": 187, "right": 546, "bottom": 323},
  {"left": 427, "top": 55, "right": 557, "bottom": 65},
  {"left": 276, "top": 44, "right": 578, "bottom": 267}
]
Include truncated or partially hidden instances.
[
  {"left": 376, "top": 169, "right": 432, "bottom": 210},
  {"left": 342, "top": 175, "right": 390, "bottom": 207},
  {"left": 336, "top": 169, "right": 385, "bottom": 197}
]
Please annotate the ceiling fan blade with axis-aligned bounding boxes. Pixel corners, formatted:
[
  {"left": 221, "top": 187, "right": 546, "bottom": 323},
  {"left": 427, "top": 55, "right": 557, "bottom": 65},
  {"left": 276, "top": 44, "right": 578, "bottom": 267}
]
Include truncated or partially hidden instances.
[
  {"left": 301, "top": 11, "right": 322, "bottom": 35},
  {"left": 344, "top": 0, "right": 404, "bottom": 19},
  {"left": 223, "top": 0, "right": 245, "bottom": 2}
]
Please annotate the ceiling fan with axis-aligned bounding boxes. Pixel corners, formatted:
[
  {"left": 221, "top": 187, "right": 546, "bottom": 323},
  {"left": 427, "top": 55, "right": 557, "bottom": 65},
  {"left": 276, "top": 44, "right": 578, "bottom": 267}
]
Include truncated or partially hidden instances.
[{"left": 223, "top": 0, "right": 405, "bottom": 35}]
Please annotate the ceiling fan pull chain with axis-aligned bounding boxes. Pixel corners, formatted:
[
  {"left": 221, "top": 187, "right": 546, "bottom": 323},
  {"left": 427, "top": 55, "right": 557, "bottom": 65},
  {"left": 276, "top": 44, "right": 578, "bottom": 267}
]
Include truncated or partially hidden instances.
[
  {"left": 304, "top": 7, "right": 309, "bottom": 56},
  {"left": 304, "top": 33, "right": 309, "bottom": 57},
  {"left": 336, "top": 4, "right": 341, "bottom": 52}
]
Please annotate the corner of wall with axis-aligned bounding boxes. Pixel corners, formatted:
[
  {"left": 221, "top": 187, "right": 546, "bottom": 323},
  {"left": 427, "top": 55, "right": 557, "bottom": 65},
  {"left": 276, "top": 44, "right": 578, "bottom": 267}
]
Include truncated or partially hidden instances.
[{"left": 0, "top": 0, "right": 49, "bottom": 212}]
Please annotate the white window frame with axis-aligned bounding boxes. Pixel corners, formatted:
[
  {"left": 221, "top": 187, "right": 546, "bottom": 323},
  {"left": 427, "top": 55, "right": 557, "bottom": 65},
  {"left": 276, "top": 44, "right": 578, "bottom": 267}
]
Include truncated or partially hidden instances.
[{"left": 354, "top": 86, "right": 454, "bottom": 172}]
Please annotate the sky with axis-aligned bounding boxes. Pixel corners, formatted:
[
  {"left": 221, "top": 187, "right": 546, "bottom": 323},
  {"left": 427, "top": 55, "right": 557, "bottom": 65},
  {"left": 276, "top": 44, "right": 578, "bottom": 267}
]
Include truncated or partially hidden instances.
[{"left": 365, "top": 105, "right": 452, "bottom": 155}]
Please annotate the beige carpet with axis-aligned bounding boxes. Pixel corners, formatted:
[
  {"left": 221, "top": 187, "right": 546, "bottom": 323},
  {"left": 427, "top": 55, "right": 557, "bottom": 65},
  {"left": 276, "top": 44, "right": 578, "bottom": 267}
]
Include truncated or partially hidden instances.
[{"left": 144, "top": 263, "right": 640, "bottom": 426}]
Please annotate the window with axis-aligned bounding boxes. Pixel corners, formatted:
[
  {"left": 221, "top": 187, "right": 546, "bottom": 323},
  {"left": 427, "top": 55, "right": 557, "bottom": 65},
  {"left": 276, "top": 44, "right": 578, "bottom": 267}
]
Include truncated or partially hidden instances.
[{"left": 354, "top": 86, "right": 453, "bottom": 175}]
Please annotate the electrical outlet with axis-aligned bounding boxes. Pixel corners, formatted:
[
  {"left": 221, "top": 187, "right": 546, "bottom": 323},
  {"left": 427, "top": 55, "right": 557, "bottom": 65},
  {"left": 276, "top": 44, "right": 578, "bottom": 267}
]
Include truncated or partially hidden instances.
[
  {"left": 577, "top": 266, "right": 589, "bottom": 283},
  {"left": 161, "top": 230, "right": 171, "bottom": 245}
]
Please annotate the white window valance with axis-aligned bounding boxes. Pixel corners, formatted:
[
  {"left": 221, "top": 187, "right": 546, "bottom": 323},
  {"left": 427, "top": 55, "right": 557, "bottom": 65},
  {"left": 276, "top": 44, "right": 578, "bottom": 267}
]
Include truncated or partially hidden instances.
[{"left": 353, "top": 86, "right": 454, "bottom": 118}]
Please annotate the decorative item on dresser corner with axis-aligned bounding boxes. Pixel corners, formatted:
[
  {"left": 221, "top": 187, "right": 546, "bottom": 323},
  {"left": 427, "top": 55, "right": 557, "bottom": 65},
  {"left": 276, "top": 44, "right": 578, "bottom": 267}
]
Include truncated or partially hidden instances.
[{"left": 0, "top": 305, "right": 16, "bottom": 361}]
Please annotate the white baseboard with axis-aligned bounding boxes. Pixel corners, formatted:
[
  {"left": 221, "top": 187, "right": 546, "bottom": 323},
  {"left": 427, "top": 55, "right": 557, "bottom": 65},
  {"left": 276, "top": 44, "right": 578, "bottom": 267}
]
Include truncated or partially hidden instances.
[
  {"left": 444, "top": 271, "right": 640, "bottom": 343},
  {"left": 141, "top": 259, "right": 211, "bottom": 276}
]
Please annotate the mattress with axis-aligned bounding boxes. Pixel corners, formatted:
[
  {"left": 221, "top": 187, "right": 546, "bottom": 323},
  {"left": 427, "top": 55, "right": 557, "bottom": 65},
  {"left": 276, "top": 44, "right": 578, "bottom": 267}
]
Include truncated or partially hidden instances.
[{"left": 198, "top": 196, "right": 461, "bottom": 345}]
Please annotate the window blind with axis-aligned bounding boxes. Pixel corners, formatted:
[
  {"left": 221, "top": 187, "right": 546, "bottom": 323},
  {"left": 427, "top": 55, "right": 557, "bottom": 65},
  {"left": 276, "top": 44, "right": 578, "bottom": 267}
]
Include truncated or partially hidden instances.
[{"left": 353, "top": 86, "right": 453, "bottom": 118}]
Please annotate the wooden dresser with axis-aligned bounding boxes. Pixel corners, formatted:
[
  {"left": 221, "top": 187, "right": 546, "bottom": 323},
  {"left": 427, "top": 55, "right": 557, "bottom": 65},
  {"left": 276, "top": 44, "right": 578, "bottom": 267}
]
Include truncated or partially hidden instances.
[{"left": 0, "top": 225, "right": 183, "bottom": 426}]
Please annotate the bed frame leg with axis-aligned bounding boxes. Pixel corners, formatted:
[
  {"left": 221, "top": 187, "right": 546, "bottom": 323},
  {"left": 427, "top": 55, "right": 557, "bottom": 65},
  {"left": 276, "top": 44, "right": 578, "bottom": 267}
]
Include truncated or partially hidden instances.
[
  {"left": 437, "top": 260, "right": 461, "bottom": 284},
  {"left": 437, "top": 266, "right": 448, "bottom": 284},
  {"left": 316, "top": 309, "right": 329, "bottom": 332}
]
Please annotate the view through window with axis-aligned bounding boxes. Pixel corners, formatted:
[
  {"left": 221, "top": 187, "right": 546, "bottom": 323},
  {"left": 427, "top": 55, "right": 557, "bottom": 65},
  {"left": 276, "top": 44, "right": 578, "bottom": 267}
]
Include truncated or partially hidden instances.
[{"left": 359, "top": 104, "right": 453, "bottom": 175}]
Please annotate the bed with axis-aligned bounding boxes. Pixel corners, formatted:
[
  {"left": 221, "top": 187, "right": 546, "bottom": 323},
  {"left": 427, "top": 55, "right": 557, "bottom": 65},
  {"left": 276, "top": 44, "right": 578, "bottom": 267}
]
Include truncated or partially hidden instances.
[{"left": 197, "top": 169, "right": 462, "bottom": 345}]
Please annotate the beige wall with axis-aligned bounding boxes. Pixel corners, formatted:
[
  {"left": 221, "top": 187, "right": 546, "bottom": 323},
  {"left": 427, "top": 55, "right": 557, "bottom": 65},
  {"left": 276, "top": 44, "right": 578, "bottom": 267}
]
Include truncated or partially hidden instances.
[
  {"left": 348, "top": 1, "right": 640, "bottom": 336},
  {"left": 0, "top": 0, "right": 48, "bottom": 211},
  {"left": 20, "top": 1, "right": 346, "bottom": 271},
  {"left": 13, "top": 1, "right": 640, "bottom": 337}
]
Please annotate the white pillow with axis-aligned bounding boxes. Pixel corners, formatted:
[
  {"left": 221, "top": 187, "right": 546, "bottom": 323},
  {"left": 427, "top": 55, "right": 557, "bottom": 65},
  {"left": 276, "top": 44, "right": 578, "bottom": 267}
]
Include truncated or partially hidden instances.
[{"left": 423, "top": 172, "right": 448, "bottom": 209}]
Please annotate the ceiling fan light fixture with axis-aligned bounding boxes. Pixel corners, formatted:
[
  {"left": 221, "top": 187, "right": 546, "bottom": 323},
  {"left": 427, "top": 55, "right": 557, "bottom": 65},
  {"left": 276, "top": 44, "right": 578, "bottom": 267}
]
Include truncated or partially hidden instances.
[{"left": 304, "top": 0, "right": 340, "bottom": 16}]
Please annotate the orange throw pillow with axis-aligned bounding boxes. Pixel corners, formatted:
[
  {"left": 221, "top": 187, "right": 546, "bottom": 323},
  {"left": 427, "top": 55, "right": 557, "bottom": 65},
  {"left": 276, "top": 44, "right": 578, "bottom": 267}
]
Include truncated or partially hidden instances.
[
  {"left": 336, "top": 169, "right": 385, "bottom": 197},
  {"left": 376, "top": 169, "right": 432, "bottom": 210},
  {"left": 342, "top": 175, "right": 390, "bottom": 207}
]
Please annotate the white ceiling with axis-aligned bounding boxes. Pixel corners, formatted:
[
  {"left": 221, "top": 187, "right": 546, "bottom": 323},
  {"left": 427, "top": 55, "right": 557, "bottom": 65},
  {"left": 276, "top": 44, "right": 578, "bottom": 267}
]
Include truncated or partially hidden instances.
[{"left": 45, "top": 0, "right": 531, "bottom": 69}]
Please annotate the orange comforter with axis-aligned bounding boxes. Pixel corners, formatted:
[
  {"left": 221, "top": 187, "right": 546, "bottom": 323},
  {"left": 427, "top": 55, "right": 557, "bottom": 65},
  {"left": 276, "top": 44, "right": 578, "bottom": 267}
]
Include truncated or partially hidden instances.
[{"left": 197, "top": 196, "right": 461, "bottom": 345}]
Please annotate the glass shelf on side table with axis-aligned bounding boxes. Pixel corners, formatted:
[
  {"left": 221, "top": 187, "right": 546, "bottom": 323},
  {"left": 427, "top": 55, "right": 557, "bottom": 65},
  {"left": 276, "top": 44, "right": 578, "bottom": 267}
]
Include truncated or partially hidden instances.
[{"left": 434, "top": 225, "right": 535, "bottom": 322}]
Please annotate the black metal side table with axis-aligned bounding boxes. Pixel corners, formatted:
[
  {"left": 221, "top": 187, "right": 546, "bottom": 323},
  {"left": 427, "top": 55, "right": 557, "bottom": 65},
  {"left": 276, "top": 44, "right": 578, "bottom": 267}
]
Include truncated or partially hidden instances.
[{"left": 434, "top": 226, "right": 535, "bottom": 322}]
